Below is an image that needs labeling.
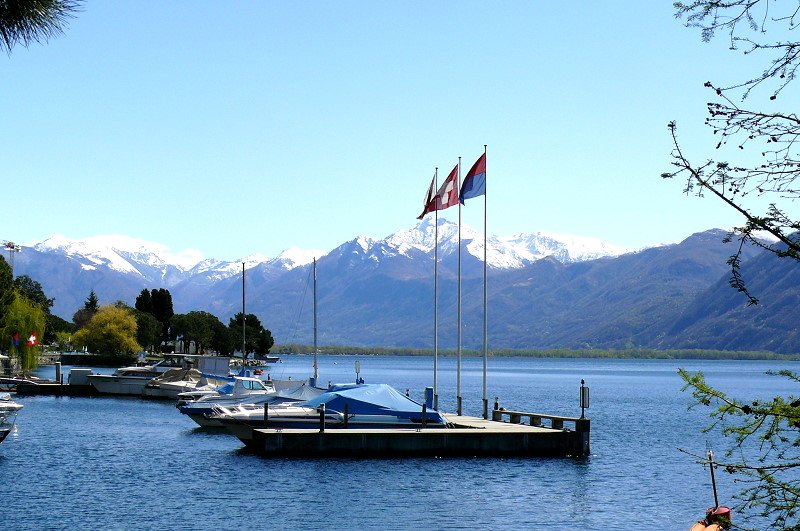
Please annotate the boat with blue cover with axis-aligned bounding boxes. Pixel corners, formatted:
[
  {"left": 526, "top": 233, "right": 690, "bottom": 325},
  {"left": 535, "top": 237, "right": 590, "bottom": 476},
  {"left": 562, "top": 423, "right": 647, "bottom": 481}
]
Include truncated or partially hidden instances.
[{"left": 212, "top": 383, "right": 448, "bottom": 441}]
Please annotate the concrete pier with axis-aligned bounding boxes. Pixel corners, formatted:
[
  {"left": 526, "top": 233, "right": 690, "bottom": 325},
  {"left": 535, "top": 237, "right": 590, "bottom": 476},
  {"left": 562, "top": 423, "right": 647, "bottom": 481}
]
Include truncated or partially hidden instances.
[{"left": 238, "top": 412, "right": 590, "bottom": 458}]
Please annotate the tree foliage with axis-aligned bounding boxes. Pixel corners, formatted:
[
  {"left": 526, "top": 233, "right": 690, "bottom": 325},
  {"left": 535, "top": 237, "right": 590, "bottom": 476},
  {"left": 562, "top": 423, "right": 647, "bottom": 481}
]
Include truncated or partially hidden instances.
[
  {"left": 0, "top": 0, "right": 82, "bottom": 53},
  {"left": 72, "top": 304, "right": 140, "bottom": 359},
  {"left": 72, "top": 290, "right": 99, "bottom": 330},
  {"left": 668, "top": 3, "right": 800, "bottom": 526},
  {"left": 228, "top": 312, "right": 274, "bottom": 357},
  {"left": 681, "top": 369, "right": 800, "bottom": 529},
  {"left": 13, "top": 274, "right": 53, "bottom": 314},
  {"left": 0, "top": 293, "right": 45, "bottom": 373},
  {"left": 0, "top": 256, "right": 13, "bottom": 334},
  {"left": 664, "top": 0, "right": 800, "bottom": 305},
  {"left": 134, "top": 288, "right": 153, "bottom": 314},
  {"left": 134, "top": 310, "right": 161, "bottom": 354},
  {"left": 45, "top": 313, "right": 73, "bottom": 344},
  {"left": 171, "top": 311, "right": 233, "bottom": 355},
  {"left": 84, "top": 289, "right": 99, "bottom": 312}
]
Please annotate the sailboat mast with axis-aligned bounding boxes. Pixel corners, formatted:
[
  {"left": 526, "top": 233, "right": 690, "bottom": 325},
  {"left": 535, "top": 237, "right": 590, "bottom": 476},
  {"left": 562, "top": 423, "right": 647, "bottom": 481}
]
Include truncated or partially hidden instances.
[
  {"left": 313, "top": 257, "right": 318, "bottom": 381},
  {"left": 242, "top": 262, "right": 246, "bottom": 361}
]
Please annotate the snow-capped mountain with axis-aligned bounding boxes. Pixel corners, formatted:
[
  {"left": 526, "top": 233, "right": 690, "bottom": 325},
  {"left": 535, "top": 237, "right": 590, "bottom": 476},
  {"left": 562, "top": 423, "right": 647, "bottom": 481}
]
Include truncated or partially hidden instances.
[
  {"left": 359, "top": 218, "right": 630, "bottom": 269},
  {"left": 29, "top": 221, "right": 628, "bottom": 287},
  {"left": 14, "top": 226, "right": 795, "bottom": 353}
]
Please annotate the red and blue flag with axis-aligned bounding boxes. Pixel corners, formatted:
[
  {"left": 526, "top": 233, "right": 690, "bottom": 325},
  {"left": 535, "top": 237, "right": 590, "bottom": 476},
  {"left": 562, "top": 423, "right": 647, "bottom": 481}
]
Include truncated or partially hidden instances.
[{"left": 459, "top": 152, "right": 486, "bottom": 204}]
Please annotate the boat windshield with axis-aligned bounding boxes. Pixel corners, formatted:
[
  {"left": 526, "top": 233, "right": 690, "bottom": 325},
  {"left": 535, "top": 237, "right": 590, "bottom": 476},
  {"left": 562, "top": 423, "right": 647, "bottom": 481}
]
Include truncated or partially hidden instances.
[{"left": 240, "top": 379, "right": 268, "bottom": 391}]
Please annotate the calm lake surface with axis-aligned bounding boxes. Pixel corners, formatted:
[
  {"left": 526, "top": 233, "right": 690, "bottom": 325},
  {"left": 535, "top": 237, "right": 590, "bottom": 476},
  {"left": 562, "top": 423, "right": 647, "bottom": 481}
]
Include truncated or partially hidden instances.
[{"left": 2, "top": 355, "right": 797, "bottom": 530}]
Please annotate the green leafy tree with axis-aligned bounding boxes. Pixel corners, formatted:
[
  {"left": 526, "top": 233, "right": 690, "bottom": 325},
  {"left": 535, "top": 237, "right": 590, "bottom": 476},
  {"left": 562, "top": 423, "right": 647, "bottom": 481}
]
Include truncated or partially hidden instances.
[
  {"left": 72, "top": 305, "right": 140, "bottom": 361},
  {"left": 45, "top": 313, "right": 73, "bottom": 344},
  {"left": 72, "top": 290, "right": 99, "bottom": 330},
  {"left": 228, "top": 312, "right": 274, "bottom": 357},
  {"left": 0, "top": 293, "right": 45, "bottom": 373},
  {"left": 84, "top": 289, "right": 99, "bottom": 312},
  {"left": 667, "top": 2, "right": 800, "bottom": 527},
  {"left": 0, "top": 256, "right": 13, "bottom": 346},
  {"left": 134, "top": 288, "right": 153, "bottom": 314},
  {"left": 0, "top": 0, "right": 82, "bottom": 53},
  {"left": 664, "top": 0, "right": 800, "bottom": 306},
  {"left": 680, "top": 369, "right": 800, "bottom": 529},
  {"left": 171, "top": 311, "right": 231, "bottom": 355},
  {"left": 13, "top": 275, "right": 53, "bottom": 314},
  {"left": 54, "top": 330, "right": 72, "bottom": 351},
  {"left": 149, "top": 288, "right": 174, "bottom": 347},
  {"left": 134, "top": 310, "right": 161, "bottom": 354}
]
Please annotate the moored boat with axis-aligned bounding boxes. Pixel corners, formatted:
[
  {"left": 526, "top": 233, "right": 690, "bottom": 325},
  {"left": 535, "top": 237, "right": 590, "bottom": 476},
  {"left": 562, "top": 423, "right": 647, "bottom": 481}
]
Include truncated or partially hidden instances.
[
  {"left": 86, "top": 354, "right": 201, "bottom": 396},
  {"left": 0, "top": 393, "right": 23, "bottom": 443},
  {"left": 212, "top": 383, "right": 448, "bottom": 442}
]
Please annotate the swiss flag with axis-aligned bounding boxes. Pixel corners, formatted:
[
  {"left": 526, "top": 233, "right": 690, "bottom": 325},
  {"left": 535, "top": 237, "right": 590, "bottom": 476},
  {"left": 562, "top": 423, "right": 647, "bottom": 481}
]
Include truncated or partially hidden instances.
[{"left": 27, "top": 331, "right": 38, "bottom": 347}]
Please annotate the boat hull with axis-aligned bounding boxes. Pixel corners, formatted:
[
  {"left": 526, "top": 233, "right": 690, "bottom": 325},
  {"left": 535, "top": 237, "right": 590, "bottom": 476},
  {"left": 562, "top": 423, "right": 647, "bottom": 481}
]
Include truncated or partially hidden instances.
[{"left": 86, "top": 375, "right": 151, "bottom": 396}]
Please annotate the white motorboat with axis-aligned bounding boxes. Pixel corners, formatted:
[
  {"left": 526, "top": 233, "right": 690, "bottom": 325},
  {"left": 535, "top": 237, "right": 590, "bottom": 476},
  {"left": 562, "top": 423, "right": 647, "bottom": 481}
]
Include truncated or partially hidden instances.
[
  {"left": 179, "top": 379, "right": 324, "bottom": 428},
  {"left": 86, "top": 354, "right": 201, "bottom": 396},
  {"left": 142, "top": 356, "right": 232, "bottom": 400},
  {"left": 0, "top": 393, "right": 23, "bottom": 443},
  {"left": 178, "top": 376, "right": 282, "bottom": 427},
  {"left": 141, "top": 368, "right": 230, "bottom": 400}
]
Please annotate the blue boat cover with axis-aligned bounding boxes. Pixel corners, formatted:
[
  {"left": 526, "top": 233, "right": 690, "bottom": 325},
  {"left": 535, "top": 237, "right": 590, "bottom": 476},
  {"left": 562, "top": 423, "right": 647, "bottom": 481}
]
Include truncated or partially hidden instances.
[
  {"left": 302, "top": 384, "right": 446, "bottom": 425},
  {"left": 274, "top": 383, "right": 324, "bottom": 402}
]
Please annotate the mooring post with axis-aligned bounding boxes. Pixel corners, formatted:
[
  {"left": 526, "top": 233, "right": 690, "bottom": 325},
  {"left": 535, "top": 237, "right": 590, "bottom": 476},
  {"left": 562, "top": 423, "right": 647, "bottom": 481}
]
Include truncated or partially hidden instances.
[
  {"left": 343, "top": 403, "right": 349, "bottom": 429},
  {"left": 55, "top": 362, "right": 62, "bottom": 385},
  {"left": 319, "top": 403, "right": 325, "bottom": 433},
  {"left": 421, "top": 403, "right": 427, "bottom": 428},
  {"left": 263, "top": 402, "right": 269, "bottom": 424}
]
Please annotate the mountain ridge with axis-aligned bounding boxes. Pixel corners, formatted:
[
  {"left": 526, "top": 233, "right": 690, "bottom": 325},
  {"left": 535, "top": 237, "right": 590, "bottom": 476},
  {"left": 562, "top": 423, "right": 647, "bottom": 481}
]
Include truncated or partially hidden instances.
[{"left": 14, "top": 225, "right": 797, "bottom": 353}]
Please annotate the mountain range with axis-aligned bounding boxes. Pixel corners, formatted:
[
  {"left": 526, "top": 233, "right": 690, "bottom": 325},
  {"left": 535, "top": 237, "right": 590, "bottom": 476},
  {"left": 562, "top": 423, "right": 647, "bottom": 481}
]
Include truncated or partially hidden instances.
[{"left": 11, "top": 220, "right": 799, "bottom": 353}]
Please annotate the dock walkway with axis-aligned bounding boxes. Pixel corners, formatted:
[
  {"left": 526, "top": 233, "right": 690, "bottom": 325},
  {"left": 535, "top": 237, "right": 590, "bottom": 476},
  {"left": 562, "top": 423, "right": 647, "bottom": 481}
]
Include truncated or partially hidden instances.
[{"left": 242, "top": 412, "right": 590, "bottom": 458}]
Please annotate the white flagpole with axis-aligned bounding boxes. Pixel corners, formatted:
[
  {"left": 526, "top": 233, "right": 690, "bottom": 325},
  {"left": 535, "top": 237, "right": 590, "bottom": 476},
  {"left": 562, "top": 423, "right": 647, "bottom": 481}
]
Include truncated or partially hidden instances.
[
  {"left": 433, "top": 167, "right": 439, "bottom": 411},
  {"left": 482, "top": 145, "right": 489, "bottom": 419},
  {"left": 457, "top": 157, "right": 463, "bottom": 416}
]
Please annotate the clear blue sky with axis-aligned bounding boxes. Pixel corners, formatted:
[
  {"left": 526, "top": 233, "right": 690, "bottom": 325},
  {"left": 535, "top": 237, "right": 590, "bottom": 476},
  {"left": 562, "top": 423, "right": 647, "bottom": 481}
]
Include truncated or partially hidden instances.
[{"left": 1, "top": 1, "right": 773, "bottom": 261}]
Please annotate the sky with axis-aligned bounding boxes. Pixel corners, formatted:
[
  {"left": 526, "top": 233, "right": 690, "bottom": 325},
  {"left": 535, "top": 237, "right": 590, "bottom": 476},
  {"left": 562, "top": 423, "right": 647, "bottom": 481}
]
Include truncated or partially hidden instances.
[{"left": 1, "top": 1, "right": 786, "bottom": 262}]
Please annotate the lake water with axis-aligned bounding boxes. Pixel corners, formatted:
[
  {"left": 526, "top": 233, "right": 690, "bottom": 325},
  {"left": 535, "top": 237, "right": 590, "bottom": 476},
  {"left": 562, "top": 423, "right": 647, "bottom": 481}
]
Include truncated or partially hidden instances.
[{"left": 2, "top": 355, "right": 796, "bottom": 530}]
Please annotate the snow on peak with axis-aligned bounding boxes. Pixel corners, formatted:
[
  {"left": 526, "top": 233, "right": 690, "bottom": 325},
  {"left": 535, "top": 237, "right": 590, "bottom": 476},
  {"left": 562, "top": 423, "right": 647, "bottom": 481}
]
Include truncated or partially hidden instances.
[
  {"left": 34, "top": 234, "right": 205, "bottom": 272},
  {"left": 353, "top": 235, "right": 376, "bottom": 252},
  {"left": 375, "top": 222, "right": 630, "bottom": 268},
  {"left": 275, "top": 247, "right": 324, "bottom": 269}
]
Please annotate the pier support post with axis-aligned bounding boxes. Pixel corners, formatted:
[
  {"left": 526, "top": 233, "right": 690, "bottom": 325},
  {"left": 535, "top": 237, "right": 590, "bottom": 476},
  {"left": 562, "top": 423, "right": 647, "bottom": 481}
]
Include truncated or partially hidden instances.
[
  {"left": 55, "top": 362, "right": 62, "bottom": 384},
  {"left": 263, "top": 403, "right": 269, "bottom": 425},
  {"left": 343, "top": 403, "right": 349, "bottom": 429},
  {"left": 421, "top": 403, "right": 427, "bottom": 428},
  {"left": 576, "top": 418, "right": 591, "bottom": 456},
  {"left": 319, "top": 403, "right": 325, "bottom": 433}
]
